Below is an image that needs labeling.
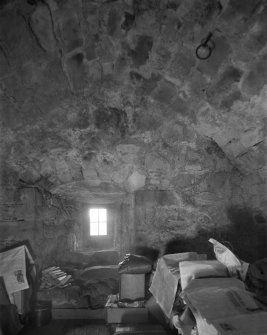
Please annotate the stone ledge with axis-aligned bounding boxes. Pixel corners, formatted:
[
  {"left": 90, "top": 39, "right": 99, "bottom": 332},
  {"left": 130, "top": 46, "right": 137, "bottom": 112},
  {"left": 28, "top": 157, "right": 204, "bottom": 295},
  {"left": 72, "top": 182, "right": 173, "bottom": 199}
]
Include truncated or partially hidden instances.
[{"left": 52, "top": 308, "right": 106, "bottom": 320}]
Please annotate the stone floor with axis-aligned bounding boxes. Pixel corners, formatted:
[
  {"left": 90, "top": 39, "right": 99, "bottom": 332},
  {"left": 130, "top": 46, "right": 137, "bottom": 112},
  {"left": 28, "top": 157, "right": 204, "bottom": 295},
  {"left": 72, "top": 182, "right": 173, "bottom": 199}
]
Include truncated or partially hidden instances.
[
  {"left": 17, "top": 320, "right": 177, "bottom": 335},
  {"left": 18, "top": 319, "right": 109, "bottom": 335}
]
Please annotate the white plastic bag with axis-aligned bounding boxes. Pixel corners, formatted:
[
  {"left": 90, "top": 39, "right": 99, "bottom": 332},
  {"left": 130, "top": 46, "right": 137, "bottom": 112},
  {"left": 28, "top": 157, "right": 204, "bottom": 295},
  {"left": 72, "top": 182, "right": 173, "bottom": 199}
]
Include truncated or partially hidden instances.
[{"left": 209, "top": 238, "right": 249, "bottom": 280}]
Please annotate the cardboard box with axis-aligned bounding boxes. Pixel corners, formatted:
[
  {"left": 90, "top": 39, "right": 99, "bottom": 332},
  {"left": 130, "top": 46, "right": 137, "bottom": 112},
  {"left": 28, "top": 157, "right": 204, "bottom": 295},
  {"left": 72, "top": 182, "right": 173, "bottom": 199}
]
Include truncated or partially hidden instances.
[
  {"left": 181, "top": 278, "right": 267, "bottom": 335},
  {"left": 120, "top": 274, "right": 145, "bottom": 300},
  {"left": 106, "top": 307, "right": 148, "bottom": 324}
]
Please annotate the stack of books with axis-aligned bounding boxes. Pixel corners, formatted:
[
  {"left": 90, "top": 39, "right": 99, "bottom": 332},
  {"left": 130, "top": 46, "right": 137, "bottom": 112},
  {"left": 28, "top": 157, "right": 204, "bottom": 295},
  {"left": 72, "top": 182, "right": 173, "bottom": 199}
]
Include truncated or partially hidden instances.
[{"left": 39, "top": 266, "right": 72, "bottom": 290}]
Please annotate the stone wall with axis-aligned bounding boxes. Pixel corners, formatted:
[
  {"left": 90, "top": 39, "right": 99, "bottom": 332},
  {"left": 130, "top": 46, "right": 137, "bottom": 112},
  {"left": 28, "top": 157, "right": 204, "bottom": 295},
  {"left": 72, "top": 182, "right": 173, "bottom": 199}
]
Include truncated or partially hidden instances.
[
  {"left": 0, "top": 169, "right": 81, "bottom": 268},
  {"left": 133, "top": 138, "right": 267, "bottom": 262},
  {"left": 1, "top": 0, "right": 267, "bottom": 264}
]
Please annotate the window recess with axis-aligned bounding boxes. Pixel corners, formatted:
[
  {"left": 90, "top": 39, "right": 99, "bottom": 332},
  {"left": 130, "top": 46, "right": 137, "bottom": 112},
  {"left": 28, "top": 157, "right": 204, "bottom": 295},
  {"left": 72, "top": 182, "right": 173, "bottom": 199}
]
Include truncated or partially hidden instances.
[{"left": 89, "top": 208, "right": 107, "bottom": 236}]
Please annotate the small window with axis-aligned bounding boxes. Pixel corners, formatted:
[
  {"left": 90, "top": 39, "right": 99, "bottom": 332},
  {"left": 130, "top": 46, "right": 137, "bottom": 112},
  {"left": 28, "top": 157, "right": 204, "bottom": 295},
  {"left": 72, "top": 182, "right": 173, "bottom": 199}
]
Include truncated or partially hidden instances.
[{"left": 89, "top": 208, "right": 107, "bottom": 236}]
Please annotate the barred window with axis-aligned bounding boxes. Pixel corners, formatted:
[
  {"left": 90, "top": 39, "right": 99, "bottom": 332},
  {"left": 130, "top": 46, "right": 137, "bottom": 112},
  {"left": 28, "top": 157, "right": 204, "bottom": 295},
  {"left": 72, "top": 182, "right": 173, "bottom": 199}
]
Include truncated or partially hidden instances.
[{"left": 89, "top": 208, "right": 107, "bottom": 236}]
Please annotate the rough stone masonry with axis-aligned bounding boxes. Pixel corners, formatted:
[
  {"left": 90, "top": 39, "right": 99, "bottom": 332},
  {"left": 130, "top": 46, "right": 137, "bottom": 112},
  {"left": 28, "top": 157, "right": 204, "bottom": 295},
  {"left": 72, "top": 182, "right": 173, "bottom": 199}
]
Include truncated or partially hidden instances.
[{"left": 0, "top": 0, "right": 266, "bottom": 265}]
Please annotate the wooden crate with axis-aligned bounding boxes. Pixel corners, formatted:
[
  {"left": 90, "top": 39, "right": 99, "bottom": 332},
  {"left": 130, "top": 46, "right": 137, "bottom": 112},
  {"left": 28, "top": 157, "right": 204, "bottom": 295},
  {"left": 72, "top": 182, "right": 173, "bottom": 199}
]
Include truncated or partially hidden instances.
[
  {"left": 106, "top": 307, "right": 148, "bottom": 324},
  {"left": 119, "top": 274, "right": 145, "bottom": 300}
]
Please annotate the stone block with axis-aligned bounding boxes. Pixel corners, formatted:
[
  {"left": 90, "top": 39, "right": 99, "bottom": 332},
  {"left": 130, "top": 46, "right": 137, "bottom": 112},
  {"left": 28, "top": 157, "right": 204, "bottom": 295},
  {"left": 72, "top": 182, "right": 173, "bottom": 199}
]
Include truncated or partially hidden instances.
[
  {"left": 66, "top": 53, "right": 87, "bottom": 91},
  {"left": 186, "top": 148, "right": 202, "bottom": 164},
  {"left": 114, "top": 56, "right": 130, "bottom": 76},
  {"left": 236, "top": 142, "right": 266, "bottom": 172},
  {"left": 151, "top": 79, "right": 177, "bottom": 105},
  {"left": 43, "top": 222, "right": 58, "bottom": 238},
  {"left": 159, "top": 12, "right": 182, "bottom": 42},
  {"left": 183, "top": 0, "right": 222, "bottom": 27},
  {"left": 184, "top": 164, "right": 202, "bottom": 172},
  {"left": 228, "top": 0, "right": 262, "bottom": 18},
  {"left": 37, "top": 206, "right": 58, "bottom": 221},
  {"left": 220, "top": 90, "right": 242, "bottom": 109},
  {"left": 145, "top": 153, "right": 171, "bottom": 173},
  {"left": 19, "top": 167, "right": 41, "bottom": 184},
  {"left": 94, "top": 107, "right": 128, "bottom": 137},
  {"left": 188, "top": 69, "right": 209, "bottom": 100},
  {"left": 133, "top": 109, "right": 162, "bottom": 131},
  {"left": 194, "top": 191, "right": 220, "bottom": 205},
  {"left": 213, "top": 127, "right": 239, "bottom": 147},
  {"left": 244, "top": 19, "right": 267, "bottom": 53},
  {"left": 197, "top": 37, "right": 231, "bottom": 77},
  {"left": 206, "top": 172, "right": 228, "bottom": 190},
  {"left": 86, "top": 61, "right": 103, "bottom": 87},
  {"left": 214, "top": 66, "right": 243, "bottom": 93},
  {"left": 116, "top": 144, "right": 140, "bottom": 163},
  {"left": 239, "top": 127, "right": 264, "bottom": 148},
  {"left": 168, "top": 48, "right": 196, "bottom": 79},
  {"left": 136, "top": 73, "right": 161, "bottom": 96},
  {"left": 135, "top": 190, "right": 179, "bottom": 206},
  {"left": 121, "top": 12, "right": 135, "bottom": 31},
  {"left": 112, "top": 165, "right": 132, "bottom": 185},
  {"left": 196, "top": 102, "right": 221, "bottom": 137},
  {"left": 107, "top": 8, "right": 120, "bottom": 36},
  {"left": 20, "top": 61, "right": 45, "bottom": 88},
  {"left": 30, "top": 4, "right": 57, "bottom": 53},
  {"left": 151, "top": 45, "right": 171, "bottom": 70},
  {"left": 128, "top": 35, "right": 153, "bottom": 67},
  {"left": 39, "top": 159, "right": 54, "bottom": 178},
  {"left": 173, "top": 173, "right": 194, "bottom": 188},
  {"left": 223, "top": 139, "right": 246, "bottom": 158},
  {"left": 95, "top": 36, "right": 115, "bottom": 63},
  {"left": 134, "top": 10, "right": 159, "bottom": 36},
  {"left": 55, "top": 159, "right": 72, "bottom": 183},
  {"left": 58, "top": 15, "right": 83, "bottom": 53},
  {"left": 126, "top": 171, "right": 146, "bottom": 192},
  {"left": 81, "top": 166, "right": 100, "bottom": 183},
  {"left": 241, "top": 55, "right": 267, "bottom": 96},
  {"left": 85, "top": 36, "right": 96, "bottom": 61}
]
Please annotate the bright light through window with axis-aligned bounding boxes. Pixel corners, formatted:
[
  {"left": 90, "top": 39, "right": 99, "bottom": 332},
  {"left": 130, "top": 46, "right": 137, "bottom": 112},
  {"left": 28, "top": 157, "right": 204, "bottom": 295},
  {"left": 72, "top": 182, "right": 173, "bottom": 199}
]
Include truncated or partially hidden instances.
[{"left": 89, "top": 208, "right": 107, "bottom": 236}]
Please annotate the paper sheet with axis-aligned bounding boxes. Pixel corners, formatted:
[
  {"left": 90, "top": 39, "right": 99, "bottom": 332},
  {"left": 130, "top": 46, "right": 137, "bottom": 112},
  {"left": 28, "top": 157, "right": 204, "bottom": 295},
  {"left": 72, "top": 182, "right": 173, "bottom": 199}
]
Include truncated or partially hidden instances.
[
  {"left": 0, "top": 245, "right": 33, "bottom": 294},
  {"left": 181, "top": 278, "right": 267, "bottom": 335}
]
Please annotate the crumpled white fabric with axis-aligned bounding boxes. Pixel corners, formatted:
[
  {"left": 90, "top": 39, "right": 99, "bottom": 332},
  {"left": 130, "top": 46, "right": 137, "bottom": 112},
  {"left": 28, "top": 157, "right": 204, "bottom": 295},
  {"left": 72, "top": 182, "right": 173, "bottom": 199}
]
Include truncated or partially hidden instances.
[{"left": 209, "top": 238, "right": 249, "bottom": 281}]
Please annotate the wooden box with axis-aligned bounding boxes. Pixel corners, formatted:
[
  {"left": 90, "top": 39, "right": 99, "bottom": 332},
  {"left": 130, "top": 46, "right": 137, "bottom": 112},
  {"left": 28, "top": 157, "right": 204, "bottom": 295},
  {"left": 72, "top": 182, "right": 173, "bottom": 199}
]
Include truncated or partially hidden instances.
[
  {"left": 106, "top": 307, "right": 148, "bottom": 324},
  {"left": 119, "top": 274, "right": 145, "bottom": 300}
]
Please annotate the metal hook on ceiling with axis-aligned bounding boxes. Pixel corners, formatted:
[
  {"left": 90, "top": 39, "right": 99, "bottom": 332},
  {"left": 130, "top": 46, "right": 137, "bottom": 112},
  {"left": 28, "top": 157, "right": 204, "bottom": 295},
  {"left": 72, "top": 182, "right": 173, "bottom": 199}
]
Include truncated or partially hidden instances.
[{"left": 196, "top": 32, "right": 215, "bottom": 60}]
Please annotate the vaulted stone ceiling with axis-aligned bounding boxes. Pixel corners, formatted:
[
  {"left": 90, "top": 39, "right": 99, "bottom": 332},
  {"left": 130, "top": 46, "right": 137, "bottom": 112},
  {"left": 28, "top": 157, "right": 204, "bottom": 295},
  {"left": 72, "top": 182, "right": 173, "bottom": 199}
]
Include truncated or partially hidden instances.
[{"left": 0, "top": 0, "right": 266, "bottom": 205}]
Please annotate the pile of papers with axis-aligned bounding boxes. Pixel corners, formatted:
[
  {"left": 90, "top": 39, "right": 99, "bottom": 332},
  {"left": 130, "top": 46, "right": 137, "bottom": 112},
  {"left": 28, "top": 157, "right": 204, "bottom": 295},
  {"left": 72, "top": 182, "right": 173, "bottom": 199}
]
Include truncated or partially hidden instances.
[
  {"left": 149, "top": 252, "right": 207, "bottom": 317},
  {"left": 150, "top": 241, "right": 267, "bottom": 335},
  {"left": 40, "top": 266, "right": 72, "bottom": 290},
  {"left": 181, "top": 277, "right": 267, "bottom": 335}
]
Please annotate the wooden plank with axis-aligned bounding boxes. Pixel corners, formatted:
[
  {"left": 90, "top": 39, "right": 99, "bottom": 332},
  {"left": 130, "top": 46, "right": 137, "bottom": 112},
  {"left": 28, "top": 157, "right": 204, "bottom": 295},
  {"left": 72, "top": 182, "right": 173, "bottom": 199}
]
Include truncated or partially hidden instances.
[
  {"left": 64, "top": 325, "right": 109, "bottom": 335},
  {"left": 52, "top": 308, "right": 106, "bottom": 320},
  {"left": 68, "top": 325, "right": 109, "bottom": 335}
]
